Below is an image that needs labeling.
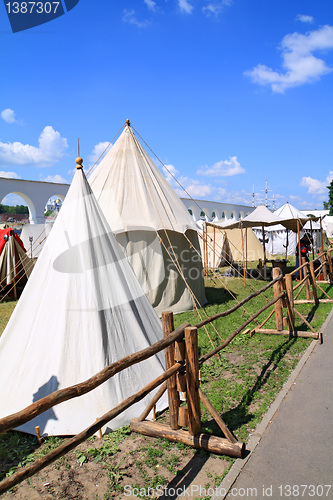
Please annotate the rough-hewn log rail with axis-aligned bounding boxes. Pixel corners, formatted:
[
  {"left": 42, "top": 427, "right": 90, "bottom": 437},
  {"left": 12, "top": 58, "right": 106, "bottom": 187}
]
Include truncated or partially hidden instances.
[
  {"left": 199, "top": 291, "right": 285, "bottom": 365},
  {"left": 194, "top": 274, "right": 283, "bottom": 330},
  {"left": 0, "top": 322, "right": 190, "bottom": 435},
  {"left": 130, "top": 419, "right": 245, "bottom": 458},
  {"left": 0, "top": 362, "right": 183, "bottom": 495}
]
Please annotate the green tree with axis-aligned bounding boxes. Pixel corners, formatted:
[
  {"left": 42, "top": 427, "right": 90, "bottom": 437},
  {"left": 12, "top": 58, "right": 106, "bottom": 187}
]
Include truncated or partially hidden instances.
[{"left": 327, "top": 180, "right": 333, "bottom": 215}]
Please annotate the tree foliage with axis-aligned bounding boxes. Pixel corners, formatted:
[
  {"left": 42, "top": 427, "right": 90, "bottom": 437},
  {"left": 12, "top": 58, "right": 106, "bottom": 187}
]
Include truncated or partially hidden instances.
[
  {"left": 0, "top": 204, "right": 29, "bottom": 214},
  {"left": 327, "top": 180, "right": 333, "bottom": 216}
]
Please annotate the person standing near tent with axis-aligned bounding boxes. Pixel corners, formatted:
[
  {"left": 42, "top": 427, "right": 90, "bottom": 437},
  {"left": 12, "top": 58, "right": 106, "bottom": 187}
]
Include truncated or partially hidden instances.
[{"left": 295, "top": 236, "right": 310, "bottom": 278}]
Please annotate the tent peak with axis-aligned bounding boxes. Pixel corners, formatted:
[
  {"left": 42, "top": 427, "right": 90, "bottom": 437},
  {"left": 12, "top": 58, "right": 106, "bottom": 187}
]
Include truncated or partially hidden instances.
[
  {"left": 75, "top": 157, "right": 83, "bottom": 169},
  {"left": 125, "top": 118, "right": 131, "bottom": 128}
]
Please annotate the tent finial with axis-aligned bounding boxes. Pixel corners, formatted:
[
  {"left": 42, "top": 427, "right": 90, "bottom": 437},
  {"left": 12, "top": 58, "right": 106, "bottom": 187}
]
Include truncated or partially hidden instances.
[
  {"left": 76, "top": 157, "right": 83, "bottom": 169},
  {"left": 125, "top": 119, "right": 131, "bottom": 128}
]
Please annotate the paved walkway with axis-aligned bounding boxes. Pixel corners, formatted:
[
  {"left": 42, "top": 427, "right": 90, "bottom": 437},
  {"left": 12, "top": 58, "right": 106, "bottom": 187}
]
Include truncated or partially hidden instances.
[{"left": 213, "top": 309, "right": 333, "bottom": 500}]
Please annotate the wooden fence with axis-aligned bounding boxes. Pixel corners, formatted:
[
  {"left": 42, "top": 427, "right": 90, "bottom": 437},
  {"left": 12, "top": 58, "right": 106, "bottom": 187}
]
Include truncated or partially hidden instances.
[{"left": 0, "top": 255, "right": 330, "bottom": 494}]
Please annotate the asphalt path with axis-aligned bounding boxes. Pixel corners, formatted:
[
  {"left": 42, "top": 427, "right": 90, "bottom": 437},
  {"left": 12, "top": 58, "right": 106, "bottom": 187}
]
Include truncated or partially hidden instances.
[{"left": 213, "top": 309, "right": 333, "bottom": 500}]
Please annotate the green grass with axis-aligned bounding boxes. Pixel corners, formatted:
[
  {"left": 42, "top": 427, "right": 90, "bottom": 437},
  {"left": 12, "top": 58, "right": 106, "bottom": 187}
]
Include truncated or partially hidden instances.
[{"left": 0, "top": 273, "right": 332, "bottom": 496}]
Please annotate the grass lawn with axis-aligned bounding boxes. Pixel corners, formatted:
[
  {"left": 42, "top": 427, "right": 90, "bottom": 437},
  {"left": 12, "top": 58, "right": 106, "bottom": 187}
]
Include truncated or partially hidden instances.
[{"left": 0, "top": 271, "right": 332, "bottom": 498}]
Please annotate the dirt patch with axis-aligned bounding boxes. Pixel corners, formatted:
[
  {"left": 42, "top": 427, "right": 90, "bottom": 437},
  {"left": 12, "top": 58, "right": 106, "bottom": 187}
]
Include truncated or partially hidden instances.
[{"left": 2, "top": 432, "right": 230, "bottom": 499}]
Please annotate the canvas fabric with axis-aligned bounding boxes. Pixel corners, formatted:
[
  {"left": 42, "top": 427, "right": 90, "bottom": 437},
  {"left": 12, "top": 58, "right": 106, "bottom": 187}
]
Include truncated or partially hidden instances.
[
  {"left": 21, "top": 223, "right": 54, "bottom": 259},
  {"left": 0, "top": 232, "right": 32, "bottom": 286},
  {"left": 0, "top": 168, "right": 167, "bottom": 436},
  {"left": 89, "top": 125, "right": 206, "bottom": 314},
  {"left": 116, "top": 229, "right": 206, "bottom": 315},
  {"left": 204, "top": 225, "right": 272, "bottom": 263}
]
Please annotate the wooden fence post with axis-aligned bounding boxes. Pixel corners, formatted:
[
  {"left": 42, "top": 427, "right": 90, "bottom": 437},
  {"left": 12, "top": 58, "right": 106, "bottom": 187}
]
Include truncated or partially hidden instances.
[
  {"left": 326, "top": 250, "right": 333, "bottom": 282},
  {"left": 272, "top": 268, "right": 283, "bottom": 331},
  {"left": 185, "top": 326, "right": 201, "bottom": 435},
  {"left": 309, "top": 261, "right": 318, "bottom": 304},
  {"left": 302, "top": 257, "right": 311, "bottom": 300},
  {"left": 162, "top": 312, "right": 180, "bottom": 430},
  {"left": 285, "top": 273, "right": 294, "bottom": 332},
  {"left": 320, "top": 248, "right": 329, "bottom": 281}
]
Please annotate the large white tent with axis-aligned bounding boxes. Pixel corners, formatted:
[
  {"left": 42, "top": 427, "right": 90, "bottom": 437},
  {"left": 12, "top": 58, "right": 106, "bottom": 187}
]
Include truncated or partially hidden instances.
[
  {"left": 253, "top": 203, "right": 321, "bottom": 257},
  {"left": 89, "top": 121, "right": 206, "bottom": 315},
  {"left": 0, "top": 161, "right": 167, "bottom": 436}
]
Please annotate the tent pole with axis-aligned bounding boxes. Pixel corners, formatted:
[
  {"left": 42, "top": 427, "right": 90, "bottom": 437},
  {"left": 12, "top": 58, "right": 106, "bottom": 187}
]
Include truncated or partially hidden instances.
[
  {"left": 320, "top": 216, "right": 324, "bottom": 250},
  {"left": 245, "top": 227, "right": 247, "bottom": 269},
  {"left": 297, "top": 219, "right": 302, "bottom": 280},
  {"left": 285, "top": 229, "right": 289, "bottom": 261},
  {"left": 241, "top": 223, "right": 246, "bottom": 286},
  {"left": 213, "top": 225, "right": 216, "bottom": 269},
  {"left": 262, "top": 224, "right": 267, "bottom": 276},
  {"left": 310, "top": 219, "right": 315, "bottom": 260}
]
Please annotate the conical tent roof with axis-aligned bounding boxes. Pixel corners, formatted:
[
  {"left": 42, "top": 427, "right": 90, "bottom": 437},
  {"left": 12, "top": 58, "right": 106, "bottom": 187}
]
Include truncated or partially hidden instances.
[
  {"left": 274, "top": 202, "right": 320, "bottom": 230},
  {"left": 218, "top": 205, "right": 302, "bottom": 232},
  {"left": 88, "top": 124, "right": 197, "bottom": 234},
  {"left": 89, "top": 122, "right": 206, "bottom": 315},
  {"left": 0, "top": 163, "right": 166, "bottom": 436}
]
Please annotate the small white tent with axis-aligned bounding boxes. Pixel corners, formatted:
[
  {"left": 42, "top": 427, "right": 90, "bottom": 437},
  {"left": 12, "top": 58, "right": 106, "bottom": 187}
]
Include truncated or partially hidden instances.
[
  {"left": 0, "top": 228, "right": 32, "bottom": 291},
  {"left": 253, "top": 202, "right": 321, "bottom": 256},
  {"left": 0, "top": 160, "right": 166, "bottom": 436},
  {"left": 20, "top": 223, "right": 54, "bottom": 259},
  {"left": 89, "top": 121, "right": 206, "bottom": 315}
]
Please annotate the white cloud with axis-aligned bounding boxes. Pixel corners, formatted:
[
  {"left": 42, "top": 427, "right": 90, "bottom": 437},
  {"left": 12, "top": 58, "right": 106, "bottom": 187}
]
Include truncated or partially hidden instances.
[
  {"left": 144, "top": 0, "right": 156, "bottom": 11},
  {"left": 296, "top": 14, "right": 314, "bottom": 24},
  {"left": 202, "top": 0, "right": 232, "bottom": 17},
  {"left": 301, "top": 176, "right": 327, "bottom": 194},
  {"left": 122, "top": 9, "right": 150, "bottom": 27},
  {"left": 245, "top": 25, "right": 333, "bottom": 93},
  {"left": 0, "top": 170, "right": 21, "bottom": 179},
  {"left": 1, "top": 108, "right": 17, "bottom": 124},
  {"left": 0, "top": 126, "right": 68, "bottom": 166},
  {"left": 41, "top": 174, "right": 68, "bottom": 184},
  {"left": 177, "top": 0, "right": 193, "bottom": 14},
  {"left": 1, "top": 194, "right": 27, "bottom": 205},
  {"left": 197, "top": 156, "right": 245, "bottom": 177},
  {"left": 89, "top": 141, "right": 111, "bottom": 165}
]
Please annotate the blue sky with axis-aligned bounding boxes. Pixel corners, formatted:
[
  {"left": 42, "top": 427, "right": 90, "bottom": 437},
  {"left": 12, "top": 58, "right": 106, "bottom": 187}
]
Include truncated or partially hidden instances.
[{"left": 1, "top": 0, "right": 333, "bottom": 210}]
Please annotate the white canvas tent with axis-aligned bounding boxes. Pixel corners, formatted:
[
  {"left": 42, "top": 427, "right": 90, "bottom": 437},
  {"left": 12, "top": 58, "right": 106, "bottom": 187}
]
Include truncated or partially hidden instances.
[
  {"left": 20, "top": 223, "right": 54, "bottom": 259},
  {"left": 199, "top": 224, "right": 272, "bottom": 269},
  {"left": 0, "top": 162, "right": 167, "bottom": 436},
  {"left": 253, "top": 203, "right": 321, "bottom": 256},
  {"left": 0, "top": 228, "right": 32, "bottom": 289},
  {"left": 89, "top": 121, "right": 206, "bottom": 315},
  {"left": 217, "top": 204, "right": 306, "bottom": 262}
]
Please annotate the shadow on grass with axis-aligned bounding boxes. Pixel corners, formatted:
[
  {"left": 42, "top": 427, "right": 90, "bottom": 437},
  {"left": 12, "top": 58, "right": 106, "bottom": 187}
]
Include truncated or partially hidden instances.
[
  {"left": 204, "top": 286, "right": 238, "bottom": 307},
  {"left": 158, "top": 450, "right": 211, "bottom": 500},
  {"left": 0, "top": 431, "right": 39, "bottom": 481},
  {"left": 202, "top": 336, "right": 298, "bottom": 437}
]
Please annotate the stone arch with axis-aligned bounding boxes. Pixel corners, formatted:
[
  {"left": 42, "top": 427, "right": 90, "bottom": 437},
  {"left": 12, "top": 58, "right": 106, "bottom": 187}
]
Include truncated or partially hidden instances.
[
  {"left": 187, "top": 205, "right": 198, "bottom": 220},
  {"left": 0, "top": 190, "right": 36, "bottom": 224},
  {"left": 239, "top": 211, "right": 245, "bottom": 219},
  {"left": 231, "top": 210, "right": 238, "bottom": 220}
]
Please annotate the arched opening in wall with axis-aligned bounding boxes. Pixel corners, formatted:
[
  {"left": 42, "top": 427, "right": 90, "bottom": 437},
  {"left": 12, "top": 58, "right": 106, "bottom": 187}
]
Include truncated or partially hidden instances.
[
  {"left": 211, "top": 211, "right": 216, "bottom": 219},
  {"left": 188, "top": 208, "right": 193, "bottom": 216},
  {"left": 239, "top": 211, "right": 244, "bottom": 219},
  {"left": 0, "top": 192, "right": 31, "bottom": 232},
  {"left": 200, "top": 210, "right": 206, "bottom": 219},
  {"left": 45, "top": 195, "right": 64, "bottom": 221},
  {"left": 222, "top": 211, "right": 226, "bottom": 219}
]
